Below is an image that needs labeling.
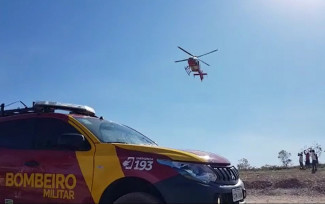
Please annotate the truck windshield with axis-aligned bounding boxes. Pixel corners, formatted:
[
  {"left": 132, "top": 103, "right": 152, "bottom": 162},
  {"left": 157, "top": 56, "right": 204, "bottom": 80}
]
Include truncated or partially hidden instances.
[{"left": 74, "top": 117, "right": 157, "bottom": 146}]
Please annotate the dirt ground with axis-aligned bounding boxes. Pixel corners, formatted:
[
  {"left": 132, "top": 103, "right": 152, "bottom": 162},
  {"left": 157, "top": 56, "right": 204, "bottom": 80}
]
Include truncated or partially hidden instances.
[{"left": 240, "top": 166, "right": 325, "bottom": 203}]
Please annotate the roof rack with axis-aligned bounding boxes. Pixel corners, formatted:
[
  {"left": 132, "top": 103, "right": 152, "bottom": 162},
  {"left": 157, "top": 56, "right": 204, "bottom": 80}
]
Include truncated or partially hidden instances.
[{"left": 0, "top": 101, "right": 96, "bottom": 117}]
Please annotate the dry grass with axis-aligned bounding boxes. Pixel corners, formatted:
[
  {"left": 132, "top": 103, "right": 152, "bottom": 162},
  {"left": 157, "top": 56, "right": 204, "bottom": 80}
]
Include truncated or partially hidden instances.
[{"left": 240, "top": 166, "right": 325, "bottom": 203}]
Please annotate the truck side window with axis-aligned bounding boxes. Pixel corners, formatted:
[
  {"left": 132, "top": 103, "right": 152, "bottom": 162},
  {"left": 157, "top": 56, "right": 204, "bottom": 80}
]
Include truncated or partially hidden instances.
[
  {"left": 0, "top": 119, "right": 35, "bottom": 149},
  {"left": 34, "top": 118, "right": 90, "bottom": 151}
]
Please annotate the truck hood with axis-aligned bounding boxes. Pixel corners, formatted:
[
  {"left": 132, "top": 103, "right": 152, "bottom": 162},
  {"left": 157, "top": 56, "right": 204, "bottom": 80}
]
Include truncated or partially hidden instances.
[
  {"left": 112, "top": 144, "right": 231, "bottom": 165},
  {"left": 182, "top": 149, "right": 230, "bottom": 165}
]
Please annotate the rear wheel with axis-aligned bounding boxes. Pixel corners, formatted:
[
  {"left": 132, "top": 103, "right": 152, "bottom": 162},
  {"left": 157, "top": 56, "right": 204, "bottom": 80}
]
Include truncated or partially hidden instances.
[{"left": 113, "top": 192, "right": 162, "bottom": 204}]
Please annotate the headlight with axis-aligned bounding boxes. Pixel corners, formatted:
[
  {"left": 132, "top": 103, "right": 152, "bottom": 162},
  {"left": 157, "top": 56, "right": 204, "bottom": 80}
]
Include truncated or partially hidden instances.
[{"left": 157, "top": 159, "right": 217, "bottom": 184}]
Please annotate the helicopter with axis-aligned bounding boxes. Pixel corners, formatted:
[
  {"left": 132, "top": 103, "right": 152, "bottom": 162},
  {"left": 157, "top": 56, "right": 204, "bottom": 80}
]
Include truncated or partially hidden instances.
[{"left": 175, "top": 46, "right": 218, "bottom": 81}]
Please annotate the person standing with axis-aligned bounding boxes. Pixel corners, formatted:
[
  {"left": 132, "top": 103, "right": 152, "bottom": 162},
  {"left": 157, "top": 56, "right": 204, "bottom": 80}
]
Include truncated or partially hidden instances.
[
  {"left": 311, "top": 149, "right": 317, "bottom": 173},
  {"left": 298, "top": 152, "right": 304, "bottom": 170},
  {"left": 304, "top": 150, "right": 310, "bottom": 168}
]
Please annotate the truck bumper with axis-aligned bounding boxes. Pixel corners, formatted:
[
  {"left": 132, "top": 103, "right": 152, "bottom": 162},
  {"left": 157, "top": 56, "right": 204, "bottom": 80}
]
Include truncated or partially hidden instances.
[{"left": 154, "top": 175, "right": 246, "bottom": 204}]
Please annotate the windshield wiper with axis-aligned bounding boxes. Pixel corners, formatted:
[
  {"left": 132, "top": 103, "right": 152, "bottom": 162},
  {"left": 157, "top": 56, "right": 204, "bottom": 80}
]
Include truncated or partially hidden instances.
[{"left": 107, "top": 141, "right": 128, "bottom": 144}]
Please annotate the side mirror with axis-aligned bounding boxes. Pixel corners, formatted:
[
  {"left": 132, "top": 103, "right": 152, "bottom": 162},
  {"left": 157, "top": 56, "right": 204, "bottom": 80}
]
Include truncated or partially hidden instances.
[{"left": 57, "top": 133, "right": 90, "bottom": 151}]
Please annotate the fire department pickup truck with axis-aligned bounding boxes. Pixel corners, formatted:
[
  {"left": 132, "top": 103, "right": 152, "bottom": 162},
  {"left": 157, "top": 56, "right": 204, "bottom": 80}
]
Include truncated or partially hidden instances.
[{"left": 0, "top": 101, "right": 246, "bottom": 203}]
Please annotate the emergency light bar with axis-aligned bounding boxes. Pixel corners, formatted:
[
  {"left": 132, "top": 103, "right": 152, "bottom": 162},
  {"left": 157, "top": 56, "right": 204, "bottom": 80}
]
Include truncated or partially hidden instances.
[{"left": 33, "top": 101, "right": 96, "bottom": 116}]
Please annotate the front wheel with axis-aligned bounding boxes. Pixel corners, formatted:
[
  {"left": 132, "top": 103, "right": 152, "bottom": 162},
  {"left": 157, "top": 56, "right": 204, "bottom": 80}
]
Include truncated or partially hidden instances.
[{"left": 113, "top": 192, "right": 162, "bottom": 204}]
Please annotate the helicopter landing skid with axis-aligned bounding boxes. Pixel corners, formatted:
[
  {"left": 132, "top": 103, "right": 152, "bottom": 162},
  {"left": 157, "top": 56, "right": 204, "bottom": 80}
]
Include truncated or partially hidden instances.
[{"left": 184, "top": 66, "right": 191, "bottom": 76}]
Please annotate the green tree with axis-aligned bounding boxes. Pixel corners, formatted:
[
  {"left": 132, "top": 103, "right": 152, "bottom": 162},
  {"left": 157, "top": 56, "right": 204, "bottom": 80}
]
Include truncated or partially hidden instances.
[
  {"left": 302, "top": 143, "right": 323, "bottom": 158},
  {"left": 237, "top": 158, "right": 251, "bottom": 170},
  {"left": 278, "top": 150, "right": 292, "bottom": 167},
  {"left": 311, "top": 143, "right": 322, "bottom": 158}
]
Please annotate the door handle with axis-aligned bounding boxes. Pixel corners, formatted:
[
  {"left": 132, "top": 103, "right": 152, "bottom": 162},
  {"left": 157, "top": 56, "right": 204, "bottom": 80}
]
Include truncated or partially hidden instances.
[{"left": 24, "top": 160, "right": 39, "bottom": 167}]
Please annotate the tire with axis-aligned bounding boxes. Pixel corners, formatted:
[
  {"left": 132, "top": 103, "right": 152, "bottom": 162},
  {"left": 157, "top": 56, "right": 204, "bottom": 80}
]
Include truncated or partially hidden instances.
[{"left": 113, "top": 192, "right": 162, "bottom": 204}]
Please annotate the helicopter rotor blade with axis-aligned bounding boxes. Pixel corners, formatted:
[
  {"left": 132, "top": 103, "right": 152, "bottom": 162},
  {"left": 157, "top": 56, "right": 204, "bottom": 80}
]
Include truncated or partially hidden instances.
[
  {"left": 175, "top": 59, "right": 188, "bottom": 63},
  {"left": 198, "top": 59, "right": 210, "bottom": 66},
  {"left": 177, "top": 46, "right": 194, "bottom": 57},
  {"left": 197, "top": 49, "right": 218, "bottom": 58}
]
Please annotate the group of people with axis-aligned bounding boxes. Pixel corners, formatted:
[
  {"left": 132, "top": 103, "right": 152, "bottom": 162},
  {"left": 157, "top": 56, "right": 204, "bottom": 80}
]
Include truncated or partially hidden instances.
[{"left": 298, "top": 149, "right": 318, "bottom": 173}]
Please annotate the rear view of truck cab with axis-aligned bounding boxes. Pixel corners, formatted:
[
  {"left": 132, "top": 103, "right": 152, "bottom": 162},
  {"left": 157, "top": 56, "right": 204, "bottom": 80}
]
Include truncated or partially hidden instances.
[{"left": 0, "top": 101, "right": 246, "bottom": 203}]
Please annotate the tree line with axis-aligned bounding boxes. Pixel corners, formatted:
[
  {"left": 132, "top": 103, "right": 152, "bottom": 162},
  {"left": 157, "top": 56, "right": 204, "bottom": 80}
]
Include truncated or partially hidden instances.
[{"left": 237, "top": 143, "right": 323, "bottom": 170}]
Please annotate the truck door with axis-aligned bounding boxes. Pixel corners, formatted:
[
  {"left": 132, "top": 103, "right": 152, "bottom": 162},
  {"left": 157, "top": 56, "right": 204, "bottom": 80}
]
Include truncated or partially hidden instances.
[
  {"left": 32, "top": 116, "right": 95, "bottom": 203},
  {"left": 0, "top": 116, "right": 95, "bottom": 204},
  {"left": 0, "top": 117, "right": 40, "bottom": 203}
]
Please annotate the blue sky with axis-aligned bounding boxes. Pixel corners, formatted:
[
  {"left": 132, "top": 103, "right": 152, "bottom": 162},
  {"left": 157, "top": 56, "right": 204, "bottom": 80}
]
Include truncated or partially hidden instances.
[{"left": 1, "top": 0, "right": 325, "bottom": 167}]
